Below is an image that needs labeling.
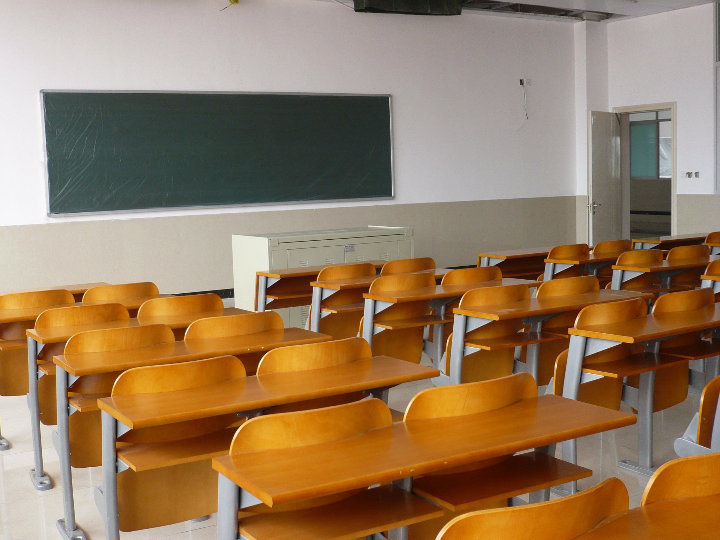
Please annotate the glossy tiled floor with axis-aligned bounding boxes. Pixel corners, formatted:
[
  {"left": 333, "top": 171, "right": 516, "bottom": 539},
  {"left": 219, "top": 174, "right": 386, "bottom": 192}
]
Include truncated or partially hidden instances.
[{"left": 0, "top": 358, "right": 700, "bottom": 539}]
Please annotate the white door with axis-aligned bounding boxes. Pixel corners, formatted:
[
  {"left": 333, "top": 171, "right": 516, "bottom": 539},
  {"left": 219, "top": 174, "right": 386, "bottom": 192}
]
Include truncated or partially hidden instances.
[{"left": 588, "top": 111, "right": 622, "bottom": 244}]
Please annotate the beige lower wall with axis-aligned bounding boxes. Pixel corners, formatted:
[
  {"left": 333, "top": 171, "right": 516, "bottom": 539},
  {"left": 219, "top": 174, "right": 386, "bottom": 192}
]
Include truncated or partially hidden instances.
[
  {"left": 0, "top": 197, "right": 576, "bottom": 294},
  {"left": 676, "top": 195, "right": 720, "bottom": 233}
]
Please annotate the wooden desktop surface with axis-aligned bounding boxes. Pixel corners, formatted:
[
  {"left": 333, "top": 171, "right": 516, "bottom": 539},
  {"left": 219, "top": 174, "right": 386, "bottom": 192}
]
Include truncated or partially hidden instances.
[
  {"left": 612, "top": 255, "right": 717, "bottom": 274},
  {"left": 54, "top": 327, "right": 330, "bottom": 377},
  {"left": 257, "top": 261, "right": 386, "bottom": 280},
  {"left": 212, "top": 394, "right": 635, "bottom": 507},
  {"left": 363, "top": 278, "right": 537, "bottom": 304},
  {"left": 477, "top": 247, "right": 554, "bottom": 260},
  {"left": 577, "top": 494, "right": 720, "bottom": 539},
  {"left": 97, "top": 356, "right": 439, "bottom": 430},
  {"left": 454, "top": 290, "right": 650, "bottom": 321},
  {"left": 0, "top": 282, "right": 108, "bottom": 296},
  {"left": 0, "top": 303, "right": 79, "bottom": 324},
  {"left": 568, "top": 303, "right": 720, "bottom": 343}
]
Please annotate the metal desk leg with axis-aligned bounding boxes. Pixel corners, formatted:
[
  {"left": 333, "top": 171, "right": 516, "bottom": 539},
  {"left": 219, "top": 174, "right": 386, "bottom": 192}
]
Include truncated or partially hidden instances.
[
  {"left": 0, "top": 427, "right": 8, "bottom": 451},
  {"left": 610, "top": 270, "right": 623, "bottom": 290},
  {"left": 218, "top": 474, "right": 240, "bottom": 540},
  {"left": 362, "top": 299, "right": 376, "bottom": 347},
  {"left": 448, "top": 313, "right": 468, "bottom": 385},
  {"left": 310, "top": 286, "right": 323, "bottom": 332},
  {"left": 560, "top": 335, "right": 587, "bottom": 495},
  {"left": 388, "top": 477, "right": 412, "bottom": 540},
  {"left": 56, "top": 367, "right": 86, "bottom": 540},
  {"left": 101, "top": 411, "right": 120, "bottom": 540},
  {"left": 27, "top": 336, "right": 52, "bottom": 490},
  {"left": 619, "top": 371, "right": 657, "bottom": 476},
  {"left": 256, "top": 275, "right": 268, "bottom": 312}
]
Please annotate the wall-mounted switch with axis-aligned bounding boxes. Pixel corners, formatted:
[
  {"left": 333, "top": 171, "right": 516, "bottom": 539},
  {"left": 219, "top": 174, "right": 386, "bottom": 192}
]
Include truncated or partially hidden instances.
[
  {"left": 694, "top": 172, "right": 700, "bottom": 178},
  {"left": 685, "top": 172, "right": 693, "bottom": 178}
]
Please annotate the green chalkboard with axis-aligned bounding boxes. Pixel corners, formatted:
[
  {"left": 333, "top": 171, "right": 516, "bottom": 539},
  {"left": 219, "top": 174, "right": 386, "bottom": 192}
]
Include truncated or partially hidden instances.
[{"left": 42, "top": 92, "right": 393, "bottom": 215}]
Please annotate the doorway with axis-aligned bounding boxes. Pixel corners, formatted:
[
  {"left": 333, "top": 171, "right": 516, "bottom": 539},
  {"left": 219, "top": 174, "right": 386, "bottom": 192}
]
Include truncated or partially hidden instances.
[{"left": 587, "top": 103, "right": 676, "bottom": 244}]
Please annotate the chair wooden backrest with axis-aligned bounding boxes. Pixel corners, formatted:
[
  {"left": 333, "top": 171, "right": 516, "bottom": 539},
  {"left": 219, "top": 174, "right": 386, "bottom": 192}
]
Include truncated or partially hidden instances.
[
  {"left": 184, "top": 311, "right": 283, "bottom": 341},
  {"left": 64, "top": 323, "right": 175, "bottom": 355},
  {"left": 82, "top": 282, "right": 160, "bottom": 304},
  {"left": 441, "top": 267, "right": 501, "bottom": 286},
  {"left": 642, "top": 452, "right": 720, "bottom": 506},
  {"left": 314, "top": 262, "right": 377, "bottom": 340},
  {"left": 547, "top": 244, "right": 591, "bottom": 260},
  {"left": 615, "top": 248, "right": 663, "bottom": 267},
  {"left": 537, "top": 275, "right": 599, "bottom": 298},
  {"left": 404, "top": 373, "right": 536, "bottom": 421},
  {"left": 445, "top": 285, "right": 530, "bottom": 383},
  {"left": 363, "top": 272, "right": 436, "bottom": 364},
  {"left": 257, "top": 336, "right": 371, "bottom": 375},
  {"left": 137, "top": 293, "right": 223, "bottom": 320},
  {"left": 666, "top": 244, "right": 710, "bottom": 261},
  {"left": 705, "top": 231, "right": 720, "bottom": 245},
  {"left": 257, "top": 337, "right": 372, "bottom": 413},
  {"left": 697, "top": 374, "right": 720, "bottom": 449},
  {"left": 592, "top": 239, "right": 632, "bottom": 257},
  {"left": 0, "top": 289, "right": 75, "bottom": 340},
  {"left": 435, "top": 477, "right": 628, "bottom": 539},
  {"left": 704, "top": 259, "right": 720, "bottom": 277},
  {"left": 380, "top": 257, "right": 435, "bottom": 276}
]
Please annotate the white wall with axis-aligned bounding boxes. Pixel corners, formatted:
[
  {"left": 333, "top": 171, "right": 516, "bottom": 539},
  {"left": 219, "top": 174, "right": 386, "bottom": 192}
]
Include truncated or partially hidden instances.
[
  {"left": 607, "top": 3, "right": 715, "bottom": 194},
  {"left": 0, "top": 0, "right": 577, "bottom": 227}
]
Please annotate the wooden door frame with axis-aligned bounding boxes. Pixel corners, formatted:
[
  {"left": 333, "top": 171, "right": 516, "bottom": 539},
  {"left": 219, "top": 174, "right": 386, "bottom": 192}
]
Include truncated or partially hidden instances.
[{"left": 611, "top": 101, "right": 677, "bottom": 236}]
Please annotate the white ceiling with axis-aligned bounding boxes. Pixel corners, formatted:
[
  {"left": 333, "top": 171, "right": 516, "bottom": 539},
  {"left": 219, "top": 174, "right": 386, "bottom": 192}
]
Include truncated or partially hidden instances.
[{"left": 509, "top": 0, "right": 713, "bottom": 18}]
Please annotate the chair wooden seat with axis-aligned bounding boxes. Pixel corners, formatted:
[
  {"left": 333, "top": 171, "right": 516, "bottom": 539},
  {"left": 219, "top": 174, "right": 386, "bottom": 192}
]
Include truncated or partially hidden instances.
[
  {"left": 662, "top": 339, "right": 720, "bottom": 360},
  {"left": 117, "top": 428, "right": 237, "bottom": 472},
  {"left": 465, "top": 331, "right": 565, "bottom": 352},
  {"left": 238, "top": 485, "right": 442, "bottom": 540},
  {"left": 412, "top": 451, "right": 591, "bottom": 513},
  {"left": 320, "top": 302, "right": 365, "bottom": 314},
  {"left": 68, "top": 393, "right": 106, "bottom": 413},
  {"left": 675, "top": 374, "right": 720, "bottom": 456},
  {"left": 581, "top": 351, "right": 692, "bottom": 378},
  {"left": 38, "top": 362, "right": 55, "bottom": 376}
]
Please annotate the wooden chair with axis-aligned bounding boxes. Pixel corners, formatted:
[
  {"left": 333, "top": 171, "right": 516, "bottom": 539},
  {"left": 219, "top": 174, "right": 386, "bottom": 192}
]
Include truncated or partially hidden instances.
[
  {"left": 361, "top": 272, "right": 443, "bottom": 364},
  {"left": 626, "top": 288, "right": 715, "bottom": 414},
  {"left": 256, "top": 337, "right": 371, "bottom": 414},
  {"left": 553, "top": 298, "right": 648, "bottom": 411},
  {"left": 705, "top": 231, "right": 720, "bottom": 245},
  {"left": 380, "top": 257, "right": 435, "bottom": 276},
  {"left": 593, "top": 239, "right": 632, "bottom": 287},
  {"left": 233, "top": 399, "right": 442, "bottom": 540},
  {"left": 667, "top": 244, "right": 710, "bottom": 289},
  {"left": 445, "top": 285, "right": 561, "bottom": 383},
  {"left": 137, "top": 293, "right": 224, "bottom": 339},
  {"left": 405, "top": 373, "right": 593, "bottom": 540},
  {"left": 438, "top": 267, "right": 502, "bottom": 344},
  {"left": 435, "top": 477, "right": 628, "bottom": 540},
  {"left": 184, "top": 311, "right": 284, "bottom": 374},
  {"left": 313, "top": 262, "right": 376, "bottom": 340},
  {"left": 642, "top": 452, "right": 720, "bottom": 506},
  {"left": 62, "top": 324, "right": 175, "bottom": 468},
  {"left": 532, "top": 276, "right": 600, "bottom": 386},
  {"left": 542, "top": 244, "right": 590, "bottom": 280},
  {"left": 610, "top": 248, "right": 685, "bottom": 295},
  {"left": 82, "top": 281, "right": 160, "bottom": 316},
  {"left": 32, "top": 303, "right": 130, "bottom": 425},
  {"left": 674, "top": 374, "right": 720, "bottom": 456},
  {"left": 112, "top": 355, "right": 246, "bottom": 532}
]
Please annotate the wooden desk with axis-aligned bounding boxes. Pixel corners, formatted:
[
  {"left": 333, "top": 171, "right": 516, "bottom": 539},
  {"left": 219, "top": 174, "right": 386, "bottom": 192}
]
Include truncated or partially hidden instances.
[
  {"left": 362, "top": 278, "right": 538, "bottom": 369},
  {"left": 611, "top": 255, "right": 717, "bottom": 290},
  {"left": 308, "top": 268, "right": 450, "bottom": 333},
  {"left": 563, "top": 303, "right": 720, "bottom": 476},
  {"left": 477, "top": 247, "right": 552, "bottom": 279},
  {"left": 97, "top": 357, "right": 439, "bottom": 540},
  {"left": 577, "top": 494, "right": 720, "bottom": 539},
  {"left": 52, "top": 324, "right": 330, "bottom": 540},
  {"left": 632, "top": 233, "right": 706, "bottom": 250},
  {"left": 543, "top": 251, "right": 626, "bottom": 281},
  {"left": 22, "top": 305, "right": 247, "bottom": 498},
  {"left": 212, "top": 394, "right": 634, "bottom": 540},
  {"left": 448, "top": 290, "right": 651, "bottom": 385},
  {"left": 255, "top": 261, "right": 386, "bottom": 312}
]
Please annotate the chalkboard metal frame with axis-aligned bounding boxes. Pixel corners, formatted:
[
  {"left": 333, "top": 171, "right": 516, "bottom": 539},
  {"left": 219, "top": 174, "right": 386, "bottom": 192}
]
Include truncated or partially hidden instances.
[{"left": 41, "top": 90, "right": 394, "bottom": 216}]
